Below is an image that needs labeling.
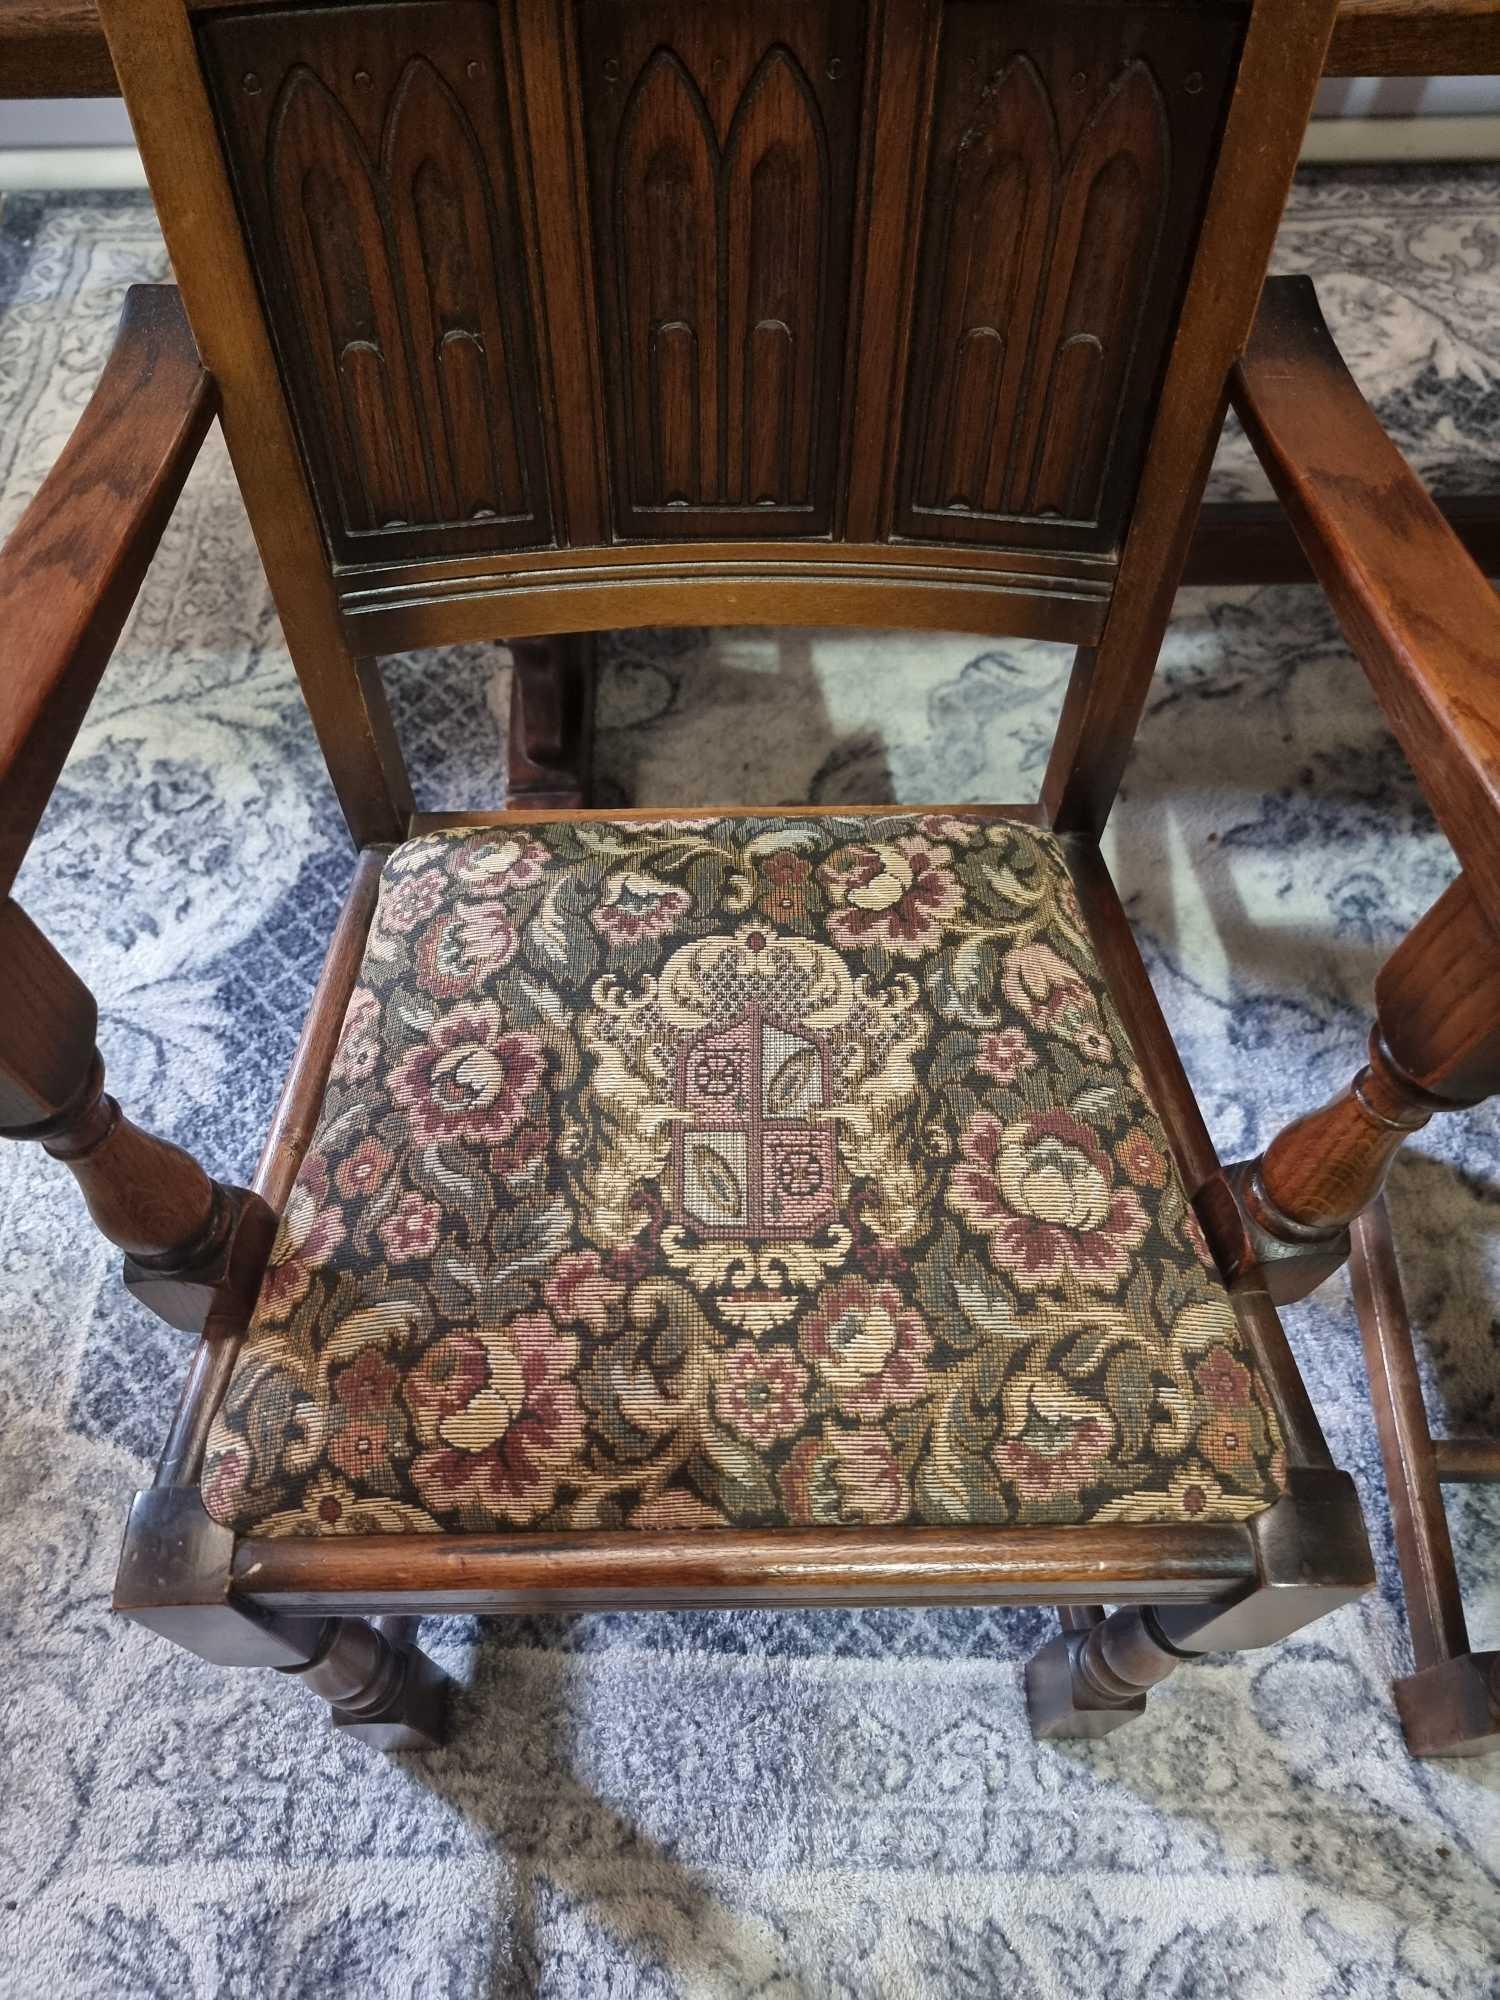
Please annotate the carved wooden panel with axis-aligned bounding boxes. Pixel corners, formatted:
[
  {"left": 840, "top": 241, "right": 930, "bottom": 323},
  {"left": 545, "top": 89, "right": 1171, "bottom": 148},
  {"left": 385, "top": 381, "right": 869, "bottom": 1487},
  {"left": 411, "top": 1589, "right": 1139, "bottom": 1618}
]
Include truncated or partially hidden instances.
[
  {"left": 578, "top": 0, "right": 868, "bottom": 540},
  {"left": 200, "top": 1, "right": 552, "bottom": 565},
  {"left": 895, "top": 0, "right": 1243, "bottom": 553}
]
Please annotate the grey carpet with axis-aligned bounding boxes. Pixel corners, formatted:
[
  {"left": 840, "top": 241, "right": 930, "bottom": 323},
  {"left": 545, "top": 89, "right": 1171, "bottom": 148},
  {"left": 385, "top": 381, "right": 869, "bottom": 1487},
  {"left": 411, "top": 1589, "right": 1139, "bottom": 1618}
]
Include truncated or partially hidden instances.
[{"left": 0, "top": 173, "right": 1497, "bottom": 1997}]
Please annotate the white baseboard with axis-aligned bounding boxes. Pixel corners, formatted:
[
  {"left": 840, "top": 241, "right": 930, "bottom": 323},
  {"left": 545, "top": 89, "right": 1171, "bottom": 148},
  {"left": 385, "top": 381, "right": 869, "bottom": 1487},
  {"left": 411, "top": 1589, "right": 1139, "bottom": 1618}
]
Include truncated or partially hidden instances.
[
  {"left": 0, "top": 145, "right": 147, "bottom": 190},
  {"left": 1301, "top": 114, "right": 1500, "bottom": 162},
  {"left": 1, "top": 114, "right": 1498, "bottom": 194}
]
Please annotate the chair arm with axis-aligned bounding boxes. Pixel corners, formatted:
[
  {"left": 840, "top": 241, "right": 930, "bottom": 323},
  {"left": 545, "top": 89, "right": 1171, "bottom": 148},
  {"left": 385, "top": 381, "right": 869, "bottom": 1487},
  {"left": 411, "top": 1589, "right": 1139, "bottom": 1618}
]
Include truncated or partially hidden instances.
[
  {"left": 0, "top": 283, "right": 216, "bottom": 895},
  {"left": 1231, "top": 275, "right": 1500, "bottom": 928}
]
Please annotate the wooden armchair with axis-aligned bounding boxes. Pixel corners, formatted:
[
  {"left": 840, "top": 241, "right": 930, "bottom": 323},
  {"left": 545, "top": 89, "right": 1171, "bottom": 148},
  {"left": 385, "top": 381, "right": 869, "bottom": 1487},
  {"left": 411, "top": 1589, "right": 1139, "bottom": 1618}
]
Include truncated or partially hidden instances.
[
  {"left": 13, "top": 0, "right": 1488, "bottom": 1756},
  {"left": 1222, "top": 279, "right": 1500, "bottom": 1756}
]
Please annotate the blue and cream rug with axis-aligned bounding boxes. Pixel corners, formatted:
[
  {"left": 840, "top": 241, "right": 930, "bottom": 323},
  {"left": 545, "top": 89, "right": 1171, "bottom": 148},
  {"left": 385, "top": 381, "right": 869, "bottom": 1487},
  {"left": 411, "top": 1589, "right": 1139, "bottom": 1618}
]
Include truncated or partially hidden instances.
[{"left": 0, "top": 176, "right": 1497, "bottom": 1997}]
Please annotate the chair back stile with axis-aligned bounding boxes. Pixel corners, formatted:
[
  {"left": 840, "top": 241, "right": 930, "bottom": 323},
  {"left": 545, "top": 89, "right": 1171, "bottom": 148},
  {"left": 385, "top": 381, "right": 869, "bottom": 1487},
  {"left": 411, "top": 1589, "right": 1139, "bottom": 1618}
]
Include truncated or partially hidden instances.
[{"left": 95, "top": 0, "right": 1340, "bottom": 839}]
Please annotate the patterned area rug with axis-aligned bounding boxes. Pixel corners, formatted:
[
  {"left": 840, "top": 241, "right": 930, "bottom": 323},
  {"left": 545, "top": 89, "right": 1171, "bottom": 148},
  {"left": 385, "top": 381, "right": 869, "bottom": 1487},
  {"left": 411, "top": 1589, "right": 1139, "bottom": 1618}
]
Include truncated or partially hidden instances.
[{"left": 1, "top": 175, "right": 1497, "bottom": 1997}]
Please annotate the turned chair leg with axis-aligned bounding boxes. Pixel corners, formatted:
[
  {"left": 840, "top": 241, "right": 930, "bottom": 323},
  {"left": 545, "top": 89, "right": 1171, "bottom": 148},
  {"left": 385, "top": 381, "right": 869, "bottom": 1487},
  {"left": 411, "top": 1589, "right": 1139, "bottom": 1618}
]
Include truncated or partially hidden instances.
[
  {"left": 1225, "top": 876, "right": 1500, "bottom": 1305},
  {"left": 1025, "top": 1468, "right": 1372, "bottom": 1741},
  {"left": 1, "top": 901, "right": 274, "bottom": 1331},
  {"left": 1028, "top": 1607, "right": 1186, "bottom": 1739},
  {"left": 280, "top": 1613, "right": 451, "bottom": 1750},
  {"left": 114, "top": 1487, "right": 452, "bottom": 1752},
  {"left": 506, "top": 632, "right": 598, "bottom": 809}
]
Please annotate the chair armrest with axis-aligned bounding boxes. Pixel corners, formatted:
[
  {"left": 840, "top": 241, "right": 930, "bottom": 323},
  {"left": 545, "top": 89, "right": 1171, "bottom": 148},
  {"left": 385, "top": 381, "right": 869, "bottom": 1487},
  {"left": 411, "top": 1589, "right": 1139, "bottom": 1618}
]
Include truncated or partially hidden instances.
[
  {"left": 0, "top": 283, "right": 216, "bottom": 894},
  {"left": 1231, "top": 275, "right": 1500, "bottom": 927}
]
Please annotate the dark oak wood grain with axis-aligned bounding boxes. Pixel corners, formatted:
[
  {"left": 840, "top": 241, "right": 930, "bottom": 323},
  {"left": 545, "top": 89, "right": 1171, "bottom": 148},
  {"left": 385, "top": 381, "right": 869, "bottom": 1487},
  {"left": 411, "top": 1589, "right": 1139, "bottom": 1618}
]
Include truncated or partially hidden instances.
[
  {"left": 16, "top": 0, "right": 1500, "bottom": 98},
  {"left": 334, "top": 538, "right": 1116, "bottom": 652},
  {"left": 1233, "top": 276, "right": 1500, "bottom": 931},
  {"left": 200, "top": 0, "right": 554, "bottom": 566},
  {"left": 1434, "top": 1437, "right": 1500, "bottom": 1482},
  {"left": 1059, "top": 837, "right": 1335, "bottom": 1472},
  {"left": 1327, "top": 0, "right": 1500, "bottom": 70},
  {"left": 256, "top": 848, "right": 386, "bottom": 1213},
  {"left": 406, "top": 801, "right": 1041, "bottom": 832},
  {"left": 505, "top": 632, "right": 597, "bottom": 809},
  {"left": 1185, "top": 495, "right": 1500, "bottom": 586},
  {"left": 1224, "top": 284, "right": 1500, "bottom": 1303},
  {"left": 1042, "top": 0, "right": 1341, "bottom": 837},
  {"left": 98, "top": 0, "right": 416, "bottom": 848},
  {"left": 896, "top": 0, "right": 1239, "bottom": 555},
  {"left": 0, "top": 0, "right": 115, "bottom": 91},
  {"left": 1226, "top": 877, "right": 1500, "bottom": 1302},
  {"left": 0, "top": 287, "right": 214, "bottom": 899},
  {"left": 0, "top": 900, "right": 275, "bottom": 1331},
  {"left": 577, "top": 0, "right": 867, "bottom": 541},
  {"left": 228, "top": 1520, "right": 1258, "bottom": 1614},
  {"left": 101, "top": 0, "right": 1341, "bottom": 797}
]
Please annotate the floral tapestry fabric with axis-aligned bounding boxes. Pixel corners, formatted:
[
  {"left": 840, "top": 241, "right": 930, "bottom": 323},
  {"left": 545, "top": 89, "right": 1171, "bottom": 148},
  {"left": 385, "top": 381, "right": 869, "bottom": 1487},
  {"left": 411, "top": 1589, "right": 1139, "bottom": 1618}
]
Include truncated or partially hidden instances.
[{"left": 202, "top": 813, "right": 1287, "bottom": 1537}]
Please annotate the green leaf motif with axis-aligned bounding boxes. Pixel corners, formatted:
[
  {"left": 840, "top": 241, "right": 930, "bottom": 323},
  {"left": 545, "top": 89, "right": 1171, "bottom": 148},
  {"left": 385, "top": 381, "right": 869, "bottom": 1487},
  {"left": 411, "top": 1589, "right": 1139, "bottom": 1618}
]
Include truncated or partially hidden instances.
[
  {"left": 743, "top": 825, "right": 817, "bottom": 859},
  {"left": 702, "top": 1422, "right": 780, "bottom": 1515},
  {"left": 692, "top": 1143, "right": 743, "bottom": 1217},
  {"left": 766, "top": 1046, "right": 818, "bottom": 1116}
]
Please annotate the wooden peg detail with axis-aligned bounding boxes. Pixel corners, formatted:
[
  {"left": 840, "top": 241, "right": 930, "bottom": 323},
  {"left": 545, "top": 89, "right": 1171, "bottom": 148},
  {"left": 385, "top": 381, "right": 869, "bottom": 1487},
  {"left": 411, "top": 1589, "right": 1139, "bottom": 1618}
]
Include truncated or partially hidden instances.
[
  {"left": 115, "top": 1488, "right": 450, "bottom": 1749},
  {"left": 1228, "top": 876, "right": 1500, "bottom": 1303}
]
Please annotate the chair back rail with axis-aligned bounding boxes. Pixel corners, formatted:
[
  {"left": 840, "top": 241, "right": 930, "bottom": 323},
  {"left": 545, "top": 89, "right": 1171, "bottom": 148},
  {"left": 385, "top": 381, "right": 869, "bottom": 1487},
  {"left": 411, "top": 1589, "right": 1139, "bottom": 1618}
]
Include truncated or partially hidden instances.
[{"left": 94, "top": 0, "right": 1340, "bottom": 841}]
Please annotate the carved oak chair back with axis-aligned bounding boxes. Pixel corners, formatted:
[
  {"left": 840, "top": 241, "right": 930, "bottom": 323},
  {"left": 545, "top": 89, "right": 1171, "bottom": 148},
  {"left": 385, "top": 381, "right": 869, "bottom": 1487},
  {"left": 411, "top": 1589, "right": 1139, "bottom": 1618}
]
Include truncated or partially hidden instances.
[
  {"left": 97, "top": 0, "right": 1338, "bottom": 844},
  {"left": 50, "top": 0, "right": 1500, "bottom": 1757}
]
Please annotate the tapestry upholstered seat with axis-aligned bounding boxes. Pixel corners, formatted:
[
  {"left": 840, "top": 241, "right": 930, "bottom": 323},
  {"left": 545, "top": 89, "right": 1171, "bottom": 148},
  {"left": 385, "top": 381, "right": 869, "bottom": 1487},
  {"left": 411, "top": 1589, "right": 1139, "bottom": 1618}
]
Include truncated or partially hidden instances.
[{"left": 202, "top": 812, "right": 1287, "bottom": 1539}]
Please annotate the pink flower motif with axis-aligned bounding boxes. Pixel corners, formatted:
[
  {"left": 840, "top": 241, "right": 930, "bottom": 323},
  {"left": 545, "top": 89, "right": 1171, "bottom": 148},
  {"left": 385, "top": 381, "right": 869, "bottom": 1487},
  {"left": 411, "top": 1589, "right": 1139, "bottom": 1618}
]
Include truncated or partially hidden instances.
[
  {"left": 379, "top": 1190, "right": 442, "bottom": 1262},
  {"left": 779, "top": 1428, "right": 909, "bottom": 1525},
  {"left": 455, "top": 835, "right": 549, "bottom": 892},
  {"left": 406, "top": 1313, "right": 582, "bottom": 1525},
  {"left": 326, "top": 1350, "right": 409, "bottom": 1484},
  {"left": 415, "top": 904, "right": 519, "bottom": 998},
  {"left": 334, "top": 1137, "right": 394, "bottom": 1202},
  {"left": 1115, "top": 1131, "right": 1168, "bottom": 1188},
  {"left": 917, "top": 814, "right": 981, "bottom": 845},
  {"left": 590, "top": 869, "right": 693, "bottom": 944},
  {"left": 819, "top": 835, "right": 962, "bottom": 958},
  {"left": 390, "top": 1001, "right": 545, "bottom": 1147},
  {"left": 545, "top": 1250, "right": 627, "bottom": 1334},
  {"left": 1195, "top": 1345, "right": 1253, "bottom": 1410},
  {"left": 380, "top": 869, "right": 446, "bottom": 935},
  {"left": 947, "top": 1108, "right": 1148, "bottom": 1290},
  {"left": 201, "top": 1443, "right": 249, "bottom": 1522},
  {"left": 976, "top": 1027, "right": 1039, "bottom": 1086},
  {"left": 714, "top": 1341, "right": 810, "bottom": 1447},
  {"left": 1000, "top": 943, "right": 1114, "bottom": 1064},
  {"left": 757, "top": 851, "right": 818, "bottom": 923},
  {"left": 797, "top": 1276, "right": 933, "bottom": 1417},
  {"left": 994, "top": 1412, "right": 1112, "bottom": 1503}
]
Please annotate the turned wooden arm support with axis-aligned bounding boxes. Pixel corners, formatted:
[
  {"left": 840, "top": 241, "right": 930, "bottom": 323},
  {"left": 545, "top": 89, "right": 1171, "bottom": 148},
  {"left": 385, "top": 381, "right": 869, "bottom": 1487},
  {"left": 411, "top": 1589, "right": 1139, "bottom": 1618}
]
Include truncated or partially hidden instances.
[
  {"left": 0, "top": 283, "right": 216, "bottom": 896},
  {"left": 1217, "top": 277, "right": 1500, "bottom": 1302},
  {"left": 0, "top": 285, "right": 272, "bottom": 1330},
  {"left": 1232, "top": 275, "right": 1500, "bottom": 930}
]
